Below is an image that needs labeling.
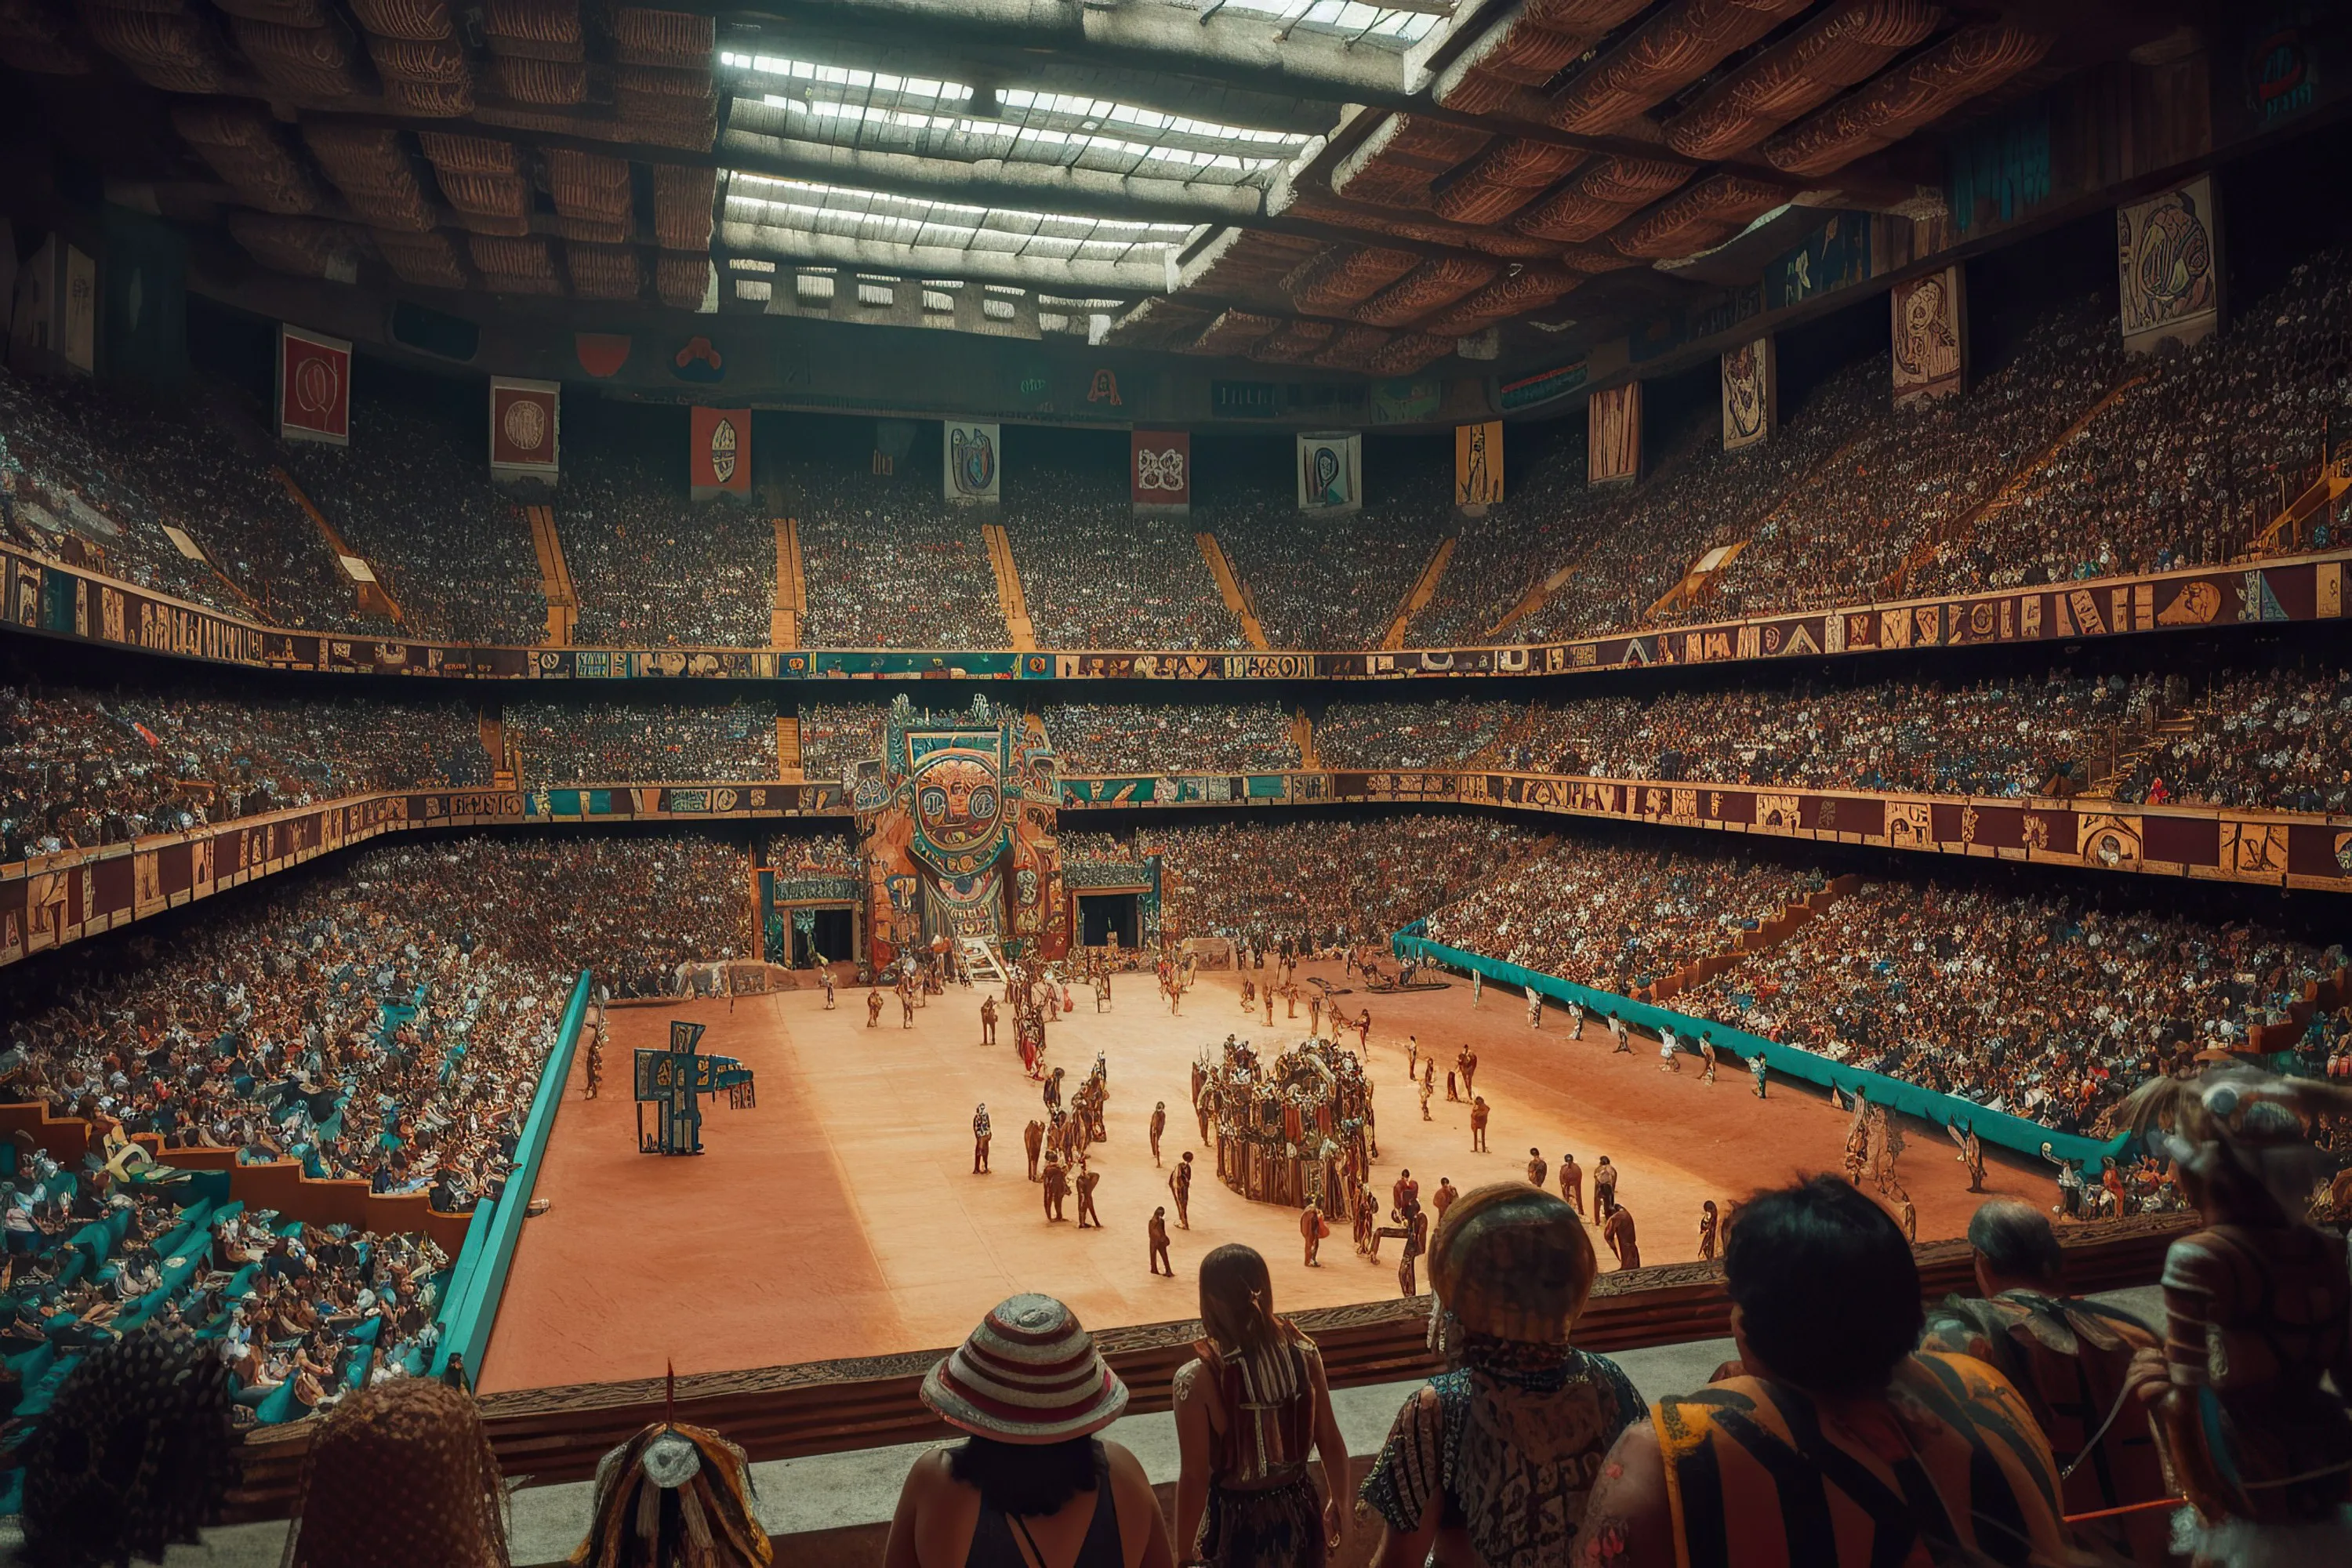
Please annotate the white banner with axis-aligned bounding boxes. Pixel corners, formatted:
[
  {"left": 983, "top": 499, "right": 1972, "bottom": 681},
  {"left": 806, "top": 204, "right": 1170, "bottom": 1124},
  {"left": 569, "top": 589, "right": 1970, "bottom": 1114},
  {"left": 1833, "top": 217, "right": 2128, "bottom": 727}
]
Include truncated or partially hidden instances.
[
  {"left": 944, "top": 420, "right": 1000, "bottom": 503},
  {"left": 1296, "top": 431, "right": 1361, "bottom": 514}
]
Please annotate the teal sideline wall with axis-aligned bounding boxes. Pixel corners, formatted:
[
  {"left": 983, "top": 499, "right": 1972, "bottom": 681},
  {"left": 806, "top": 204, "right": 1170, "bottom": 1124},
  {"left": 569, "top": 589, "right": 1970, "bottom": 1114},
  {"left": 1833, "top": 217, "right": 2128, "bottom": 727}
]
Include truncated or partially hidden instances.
[
  {"left": 1392, "top": 932, "right": 2132, "bottom": 1167},
  {"left": 433, "top": 968, "right": 593, "bottom": 1382}
]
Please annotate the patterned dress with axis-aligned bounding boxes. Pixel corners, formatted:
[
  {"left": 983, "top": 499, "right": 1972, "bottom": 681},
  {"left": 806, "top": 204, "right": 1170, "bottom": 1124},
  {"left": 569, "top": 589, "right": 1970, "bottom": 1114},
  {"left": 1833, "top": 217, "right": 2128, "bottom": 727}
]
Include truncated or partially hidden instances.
[{"left": 1359, "top": 1341, "right": 1642, "bottom": 1567}]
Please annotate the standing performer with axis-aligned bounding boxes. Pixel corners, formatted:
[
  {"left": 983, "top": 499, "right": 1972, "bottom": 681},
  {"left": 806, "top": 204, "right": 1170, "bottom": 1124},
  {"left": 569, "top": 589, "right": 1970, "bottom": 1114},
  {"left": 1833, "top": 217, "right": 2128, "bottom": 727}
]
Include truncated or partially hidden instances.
[
  {"left": 1171, "top": 1151, "right": 1195, "bottom": 1229},
  {"left": 1417, "top": 1073, "right": 1434, "bottom": 1122},
  {"left": 1444, "top": 1067, "right": 1459, "bottom": 1104},
  {"left": 1526, "top": 988, "right": 1542, "bottom": 1029},
  {"left": 1469, "top": 1097, "right": 1490, "bottom": 1152},
  {"left": 1149, "top": 1207, "right": 1174, "bottom": 1276},
  {"left": 1308, "top": 994, "right": 1323, "bottom": 1036},
  {"left": 1602, "top": 1200, "right": 1640, "bottom": 1269},
  {"left": 1024, "top": 1118, "right": 1046, "bottom": 1181},
  {"left": 1592, "top": 1156, "right": 1618, "bottom": 1213},
  {"left": 821, "top": 968, "right": 837, "bottom": 1009},
  {"left": 1610, "top": 1014, "right": 1631, "bottom": 1054},
  {"left": 1262, "top": 985, "right": 1274, "bottom": 1027},
  {"left": 1659, "top": 1028, "right": 1681, "bottom": 1074},
  {"left": 971, "top": 1103, "right": 992, "bottom": 1174},
  {"left": 1558, "top": 1151, "right": 1584, "bottom": 1216},
  {"left": 1397, "top": 1203, "right": 1428, "bottom": 1298},
  {"left": 1406, "top": 1036, "right": 1420, "bottom": 1083},
  {"left": 1300, "top": 1203, "right": 1326, "bottom": 1267},
  {"left": 1527, "top": 1148, "right": 1548, "bottom": 1189},
  {"left": 1041, "top": 1151, "right": 1069, "bottom": 1221},
  {"left": 1948, "top": 1118, "right": 1986, "bottom": 1192},
  {"left": 1150, "top": 1101, "right": 1167, "bottom": 1167},
  {"left": 1751, "top": 1049, "right": 1769, "bottom": 1098},
  {"left": 899, "top": 984, "right": 916, "bottom": 1029},
  {"left": 1697, "top": 1200, "right": 1719, "bottom": 1261},
  {"left": 980, "top": 995, "right": 997, "bottom": 1047},
  {"left": 1044, "top": 1066, "right": 1065, "bottom": 1115},
  {"left": 1196, "top": 1079, "right": 1217, "bottom": 1145},
  {"left": 1431, "top": 1177, "right": 1457, "bottom": 1219},
  {"left": 866, "top": 989, "right": 884, "bottom": 1027},
  {"left": 584, "top": 1027, "right": 604, "bottom": 1100},
  {"left": 1459, "top": 1048, "right": 1478, "bottom": 1099},
  {"left": 1076, "top": 1166, "right": 1103, "bottom": 1229},
  {"left": 1697, "top": 1032, "right": 1718, "bottom": 1083}
]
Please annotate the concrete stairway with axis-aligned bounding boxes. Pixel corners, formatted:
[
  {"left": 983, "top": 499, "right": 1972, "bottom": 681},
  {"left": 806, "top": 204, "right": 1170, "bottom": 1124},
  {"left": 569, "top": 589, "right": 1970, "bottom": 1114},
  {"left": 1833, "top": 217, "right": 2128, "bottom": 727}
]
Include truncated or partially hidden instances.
[
  {"left": 271, "top": 466, "right": 402, "bottom": 623},
  {"left": 979, "top": 522, "right": 1036, "bottom": 650},
  {"left": 773, "top": 517, "right": 807, "bottom": 648},
  {"left": 777, "top": 712, "right": 804, "bottom": 781},
  {"left": 1196, "top": 532, "right": 1269, "bottom": 648},
  {"left": 524, "top": 505, "right": 575, "bottom": 645},
  {"left": 1382, "top": 535, "right": 1455, "bottom": 648}
]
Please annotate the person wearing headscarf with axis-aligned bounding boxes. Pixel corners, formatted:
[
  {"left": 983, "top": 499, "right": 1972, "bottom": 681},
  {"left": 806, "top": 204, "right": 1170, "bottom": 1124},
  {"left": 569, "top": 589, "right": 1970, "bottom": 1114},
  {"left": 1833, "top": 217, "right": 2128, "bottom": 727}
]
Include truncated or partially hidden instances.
[
  {"left": 18, "top": 1330, "right": 241, "bottom": 1568},
  {"left": 1357, "top": 1184, "right": 1640, "bottom": 1567},
  {"left": 886, "top": 1294, "right": 1170, "bottom": 1568},
  {"left": 1172, "top": 1243, "right": 1348, "bottom": 1568},
  {"left": 280, "top": 1377, "right": 511, "bottom": 1568}
]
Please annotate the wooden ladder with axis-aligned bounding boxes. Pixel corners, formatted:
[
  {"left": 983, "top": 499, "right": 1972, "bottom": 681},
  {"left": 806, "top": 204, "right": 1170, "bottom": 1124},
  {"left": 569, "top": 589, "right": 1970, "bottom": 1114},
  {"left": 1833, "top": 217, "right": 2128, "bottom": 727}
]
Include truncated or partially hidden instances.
[
  {"left": 524, "top": 504, "right": 575, "bottom": 645},
  {"left": 273, "top": 466, "right": 402, "bottom": 623},
  {"left": 1195, "top": 532, "right": 1269, "bottom": 649},
  {"left": 1382, "top": 535, "right": 1455, "bottom": 648},
  {"left": 979, "top": 521, "right": 1036, "bottom": 650},
  {"left": 772, "top": 517, "right": 805, "bottom": 648}
]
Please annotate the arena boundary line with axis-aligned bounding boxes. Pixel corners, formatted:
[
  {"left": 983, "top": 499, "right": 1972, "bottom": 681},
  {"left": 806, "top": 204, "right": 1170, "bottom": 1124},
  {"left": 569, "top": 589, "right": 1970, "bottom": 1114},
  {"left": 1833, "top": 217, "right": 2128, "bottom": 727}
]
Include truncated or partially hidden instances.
[{"left": 1393, "top": 934, "right": 2133, "bottom": 1166}]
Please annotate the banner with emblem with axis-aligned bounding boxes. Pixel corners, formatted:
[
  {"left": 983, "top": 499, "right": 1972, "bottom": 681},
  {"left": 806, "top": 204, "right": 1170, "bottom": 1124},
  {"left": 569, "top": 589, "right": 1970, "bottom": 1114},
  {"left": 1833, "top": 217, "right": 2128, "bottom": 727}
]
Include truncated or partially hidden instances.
[
  {"left": 488, "top": 376, "right": 560, "bottom": 477},
  {"left": 688, "top": 405, "right": 750, "bottom": 497},
  {"left": 1890, "top": 266, "right": 1965, "bottom": 405},
  {"left": 2117, "top": 176, "right": 2220, "bottom": 354},
  {"left": 1588, "top": 383, "right": 1640, "bottom": 484},
  {"left": 1131, "top": 430, "right": 1190, "bottom": 513},
  {"left": 945, "top": 421, "right": 1001, "bottom": 503},
  {"left": 1721, "top": 336, "right": 1774, "bottom": 450},
  {"left": 1455, "top": 420, "right": 1503, "bottom": 510},
  {"left": 277, "top": 324, "right": 351, "bottom": 445},
  {"left": 1296, "top": 431, "right": 1361, "bottom": 514}
]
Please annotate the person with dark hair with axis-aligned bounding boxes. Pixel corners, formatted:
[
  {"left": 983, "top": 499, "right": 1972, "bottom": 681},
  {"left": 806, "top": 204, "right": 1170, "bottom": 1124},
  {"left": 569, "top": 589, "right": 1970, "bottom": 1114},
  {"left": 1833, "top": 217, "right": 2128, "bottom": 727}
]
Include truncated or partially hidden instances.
[
  {"left": 1920, "top": 1199, "right": 2169, "bottom": 1563},
  {"left": 1361, "top": 1185, "right": 1639, "bottom": 1568},
  {"left": 887, "top": 1294, "right": 1173, "bottom": 1568},
  {"left": 18, "top": 1330, "right": 242, "bottom": 1568},
  {"left": 1576, "top": 1177, "right": 2071, "bottom": 1568},
  {"left": 281, "top": 1379, "right": 511, "bottom": 1566},
  {"left": 1173, "top": 1244, "right": 1348, "bottom": 1568}
]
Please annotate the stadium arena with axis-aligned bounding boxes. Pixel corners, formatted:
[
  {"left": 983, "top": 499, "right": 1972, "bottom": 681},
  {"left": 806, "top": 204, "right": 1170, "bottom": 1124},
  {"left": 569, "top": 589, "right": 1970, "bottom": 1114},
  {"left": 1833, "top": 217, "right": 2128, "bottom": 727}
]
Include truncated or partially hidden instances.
[{"left": 0, "top": 2, "right": 2348, "bottom": 1563}]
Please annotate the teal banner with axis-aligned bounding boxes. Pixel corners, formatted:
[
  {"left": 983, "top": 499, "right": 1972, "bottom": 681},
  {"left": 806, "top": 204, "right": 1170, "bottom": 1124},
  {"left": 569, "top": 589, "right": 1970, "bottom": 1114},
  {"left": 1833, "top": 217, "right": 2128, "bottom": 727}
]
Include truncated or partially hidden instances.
[{"left": 1394, "top": 935, "right": 2130, "bottom": 1167}]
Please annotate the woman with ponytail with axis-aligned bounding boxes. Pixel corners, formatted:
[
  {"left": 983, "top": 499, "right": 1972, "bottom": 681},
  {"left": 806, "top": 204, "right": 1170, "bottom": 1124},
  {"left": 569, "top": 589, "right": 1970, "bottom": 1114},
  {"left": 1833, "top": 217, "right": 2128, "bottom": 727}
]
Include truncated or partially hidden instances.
[{"left": 1171, "top": 1243, "right": 1348, "bottom": 1568}]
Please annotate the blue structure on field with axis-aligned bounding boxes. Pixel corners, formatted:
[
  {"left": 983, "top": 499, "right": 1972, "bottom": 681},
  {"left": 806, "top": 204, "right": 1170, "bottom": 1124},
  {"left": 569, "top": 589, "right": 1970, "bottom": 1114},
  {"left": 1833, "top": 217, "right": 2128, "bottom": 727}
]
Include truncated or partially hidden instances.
[{"left": 634, "top": 1019, "right": 757, "bottom": 1155}]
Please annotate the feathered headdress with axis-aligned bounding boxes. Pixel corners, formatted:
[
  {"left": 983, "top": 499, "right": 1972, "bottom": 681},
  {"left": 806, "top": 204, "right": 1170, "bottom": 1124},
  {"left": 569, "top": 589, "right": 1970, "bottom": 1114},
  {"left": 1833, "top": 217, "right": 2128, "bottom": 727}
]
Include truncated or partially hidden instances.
[
  {"left": 569, "top": 1367, "right": 771, "bottom": 1568},
  {"left": 2115, "top": 1065, "right": 2352, "bottom": 1216}
]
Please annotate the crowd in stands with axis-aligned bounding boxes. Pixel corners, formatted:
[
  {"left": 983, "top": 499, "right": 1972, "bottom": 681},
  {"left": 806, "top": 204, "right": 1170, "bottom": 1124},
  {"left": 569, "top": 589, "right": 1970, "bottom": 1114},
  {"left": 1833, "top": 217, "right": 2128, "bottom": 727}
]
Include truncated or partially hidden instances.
[
  {"left": 1204, "top": 468, "right": 1455, "bottom": 650},
  {"left": 1044, "top": 703, "right": 1300, "bottom": 775},
  {"left": 1425, "top": 842, "right": 1820, "bottom": 997},
  {"left": 1157, "top": 817, "right": 1542, "bottom": 946},
  {"left": 763, "top": 831, "right": 857, "bottom": 873},
  {"left": 2107, "top": 664, "right": 2352, "bottom": 814},
  {"left": 1000, "top": 472, "right": 1246, "bottom": 649},
  {"left": 1316, "top": 699, "right": 1515, "bottom": 771},
  {"left": 795, "top": 469, "right": 1011, "bottom": 648},
  {"left": 2, "top": 680, "right": 488, "bottom": 862},
  {"left": 559, "top": 444, "right": 777, "bottom": 648},
  {"left": 283, "top": 387, "right": 548, "bottom": 645},
  {"left": 797, "top": 702, "right": 887, "bottom": 783},
  {"left": 1681, "top": 873, "right": 2343, "bottom": 1137},
  {"left": 507, "top": 699, "right": 778, "bottom": 784}
]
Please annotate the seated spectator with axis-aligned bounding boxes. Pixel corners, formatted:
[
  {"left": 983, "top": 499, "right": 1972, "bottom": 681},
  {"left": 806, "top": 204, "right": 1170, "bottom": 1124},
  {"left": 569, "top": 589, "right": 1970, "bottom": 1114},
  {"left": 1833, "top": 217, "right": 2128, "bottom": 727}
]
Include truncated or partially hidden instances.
[
  {"left": 560, "top": 433, "right": 776, "bottom": 647},
  {"left": 507, "top": 699, "right": 779, "bottom": 783},
  {"left": 887, "top": 1293, "right": 1174, "bottom": 1568},
  {"left": 1002, "top": 472, "right": 1245, "bottom": 650},
  {"left": 1156, "top": 818, "right": 1544, "bottom": 947},
  {"left": 279, "top": 1379, "right": 510, "bottom": 1566},
  {"left": 796, "top": 463, "right": 1010, "bottom": 648},
  {"left": 1580, "top": 1176, "right": 2071, "bottom": 1567},
  {"left": 1359, "top": 1184, "right": 1638, "bottom": 1566},
  {"left": 1172, "top": 1243, "right": 1348, "bottom": 1567},
  {"left": 1046, "top": 704, "right": 1301, "bottom": 775},
  {"left": 798, "top": 703, "right": 889, "bottom": 783},
  {"left": 1316, "top": 701, "right": 1517, "bottom": 771},
  {"left": 1919, "top": 1200, "right": 2169, "bottom": 1563}
]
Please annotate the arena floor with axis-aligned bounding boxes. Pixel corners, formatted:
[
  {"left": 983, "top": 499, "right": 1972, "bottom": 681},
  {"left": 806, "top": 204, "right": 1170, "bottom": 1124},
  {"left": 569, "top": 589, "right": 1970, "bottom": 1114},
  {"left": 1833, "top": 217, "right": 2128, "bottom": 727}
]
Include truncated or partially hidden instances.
[{"left": 478, "top": 961, "right": 2056, "bottom": 1394}]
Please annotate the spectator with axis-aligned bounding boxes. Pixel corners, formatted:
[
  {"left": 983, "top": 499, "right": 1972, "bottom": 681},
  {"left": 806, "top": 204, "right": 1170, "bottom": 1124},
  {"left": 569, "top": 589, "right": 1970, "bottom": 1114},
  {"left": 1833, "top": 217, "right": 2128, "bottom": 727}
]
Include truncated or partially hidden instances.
[
  {"left": 887, "top": 1293, "right": 1174, "bottom": 1568},
  {"left": 1359, "top": 1184, "right": 1639, "bottom": 1566},
  {"left": 1047, "top": 704, "right": 1301, "bottom": 775},
  {"left": 507, "top": 699, "right": 779, "bottom": 783},
  {"left": 1579, "top": 1176, "right": 2071, "bottom": 1568},
  {"left": 279, "top": 1379, "right": 510, "bottom": 1566}
]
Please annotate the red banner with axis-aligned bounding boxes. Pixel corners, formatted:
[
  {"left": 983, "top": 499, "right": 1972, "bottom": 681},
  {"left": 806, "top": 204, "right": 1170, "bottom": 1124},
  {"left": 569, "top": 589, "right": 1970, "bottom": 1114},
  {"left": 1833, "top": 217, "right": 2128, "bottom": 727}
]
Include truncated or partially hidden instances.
[
  {"left": 278, "top": 325, "right": 350, "bottom": 445},
  {"left": 488, "top": 377, "right": 560, "bottom": 475},
  {"left": 1131, "top": 430, "right": 1190, "bottom": 507},
  {"left": 689, "top": 406, "right": 750, "bottom": 495}
]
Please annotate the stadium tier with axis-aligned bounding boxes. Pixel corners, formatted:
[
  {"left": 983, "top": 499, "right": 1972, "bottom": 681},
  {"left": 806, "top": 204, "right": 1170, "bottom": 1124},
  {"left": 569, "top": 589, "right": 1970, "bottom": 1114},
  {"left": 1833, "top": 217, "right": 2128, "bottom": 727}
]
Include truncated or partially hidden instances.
[{"left": 2, "top": 16, "right": 2349, "bottom": 1564}]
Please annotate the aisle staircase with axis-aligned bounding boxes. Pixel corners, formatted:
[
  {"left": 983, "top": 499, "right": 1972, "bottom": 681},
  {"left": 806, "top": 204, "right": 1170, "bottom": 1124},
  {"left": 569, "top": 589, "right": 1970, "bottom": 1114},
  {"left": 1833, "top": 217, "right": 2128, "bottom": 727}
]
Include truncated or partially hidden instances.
[
  {"left": 2077, "top": 708, "right": 2199, "bottom": 800},
  {"left": 1486, "top": 549, "right": 1591, "bottom": 641},
  {"left": 980, "top": 522, "right": 1036, "bottom": 651},
  {"left": 1196, "top": 533, "right": 1269, "bottom": 649},
  {"left": 2249, "top": 450, "right": 2351, "bottom": 558},
  {"left": 478, "top": 707, "right": 516, "bottom": 789},
  {"left": 773, "top": 517, "right": 806, "bottom": 648},
  {"left": 272, "top": 467, "right": 402, "bottom": 623},
  {"left": 524, "top": 505, "right": 575, "bottom": 645},
  {"left": 777, "top": 712, "right": 803, "bottom": 781},
  {"left": 1646, "top": 542, "right": 1747, "bottom": 620},
  {"left": 1382, "top": 536, "right": 1455, "bottom": 648},
  {"left": 960, "top": 937, "right": 1009, "bottom": 987},
  {"left": 1291, "top": 710, "right": 1318, "bottom": 768}
]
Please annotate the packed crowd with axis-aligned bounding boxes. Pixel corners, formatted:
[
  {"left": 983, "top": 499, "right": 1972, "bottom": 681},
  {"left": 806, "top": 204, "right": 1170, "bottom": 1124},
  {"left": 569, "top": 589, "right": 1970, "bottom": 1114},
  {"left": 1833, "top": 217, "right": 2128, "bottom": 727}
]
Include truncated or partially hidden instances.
[
  {"left": 559, "top": 440, "right": 777, "bottom": 648},
  {"left": 1156, "top": 816, "right": 1544, "bottom": 946},
  {"left": 1681, "top": 873, "right": 2344, "bottom": 1135},
  {"left": 1043, "top": 703, "right": 1301, "bottom": 775},
  {"left": 2, "top": 679, "right": 488, "bottom": 862},
  {"left": 2107, "top": 663, "right": 2352, "bottom": 813},
  {"left": 1315, "top": 699, "right": 1518, "bottom": 771},
  {"left": 999, "top": 470, "right": 1246, "bottom": 649},
  {"left": 1203, "top": 466, "right": 1456, "bottom": 650},
  {"left": 1424, "top": 840, "right": 1821, "bottom": 996},
  {"left": 506, "top": 699, "right": 779, "bottom": 784},
  {"left": 795, "top": 466, "right": 1011, "bottom": 648},
  {"left": 796, "top": 702, "right": 887, "bottom": 783},
  {"left": 762, "top": 831, "right": 857, "bottom": 873},
  {"left": 284, "top": 385, "right": 550, "bottom": 645}
]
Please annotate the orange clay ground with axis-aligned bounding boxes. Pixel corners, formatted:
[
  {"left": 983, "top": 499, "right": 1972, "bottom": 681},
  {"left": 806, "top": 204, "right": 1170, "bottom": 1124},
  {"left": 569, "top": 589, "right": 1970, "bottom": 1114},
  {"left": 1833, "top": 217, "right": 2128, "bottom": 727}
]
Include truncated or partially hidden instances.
[{"left": 478, "top": 960, "right": 2056, "bottom": 1394}]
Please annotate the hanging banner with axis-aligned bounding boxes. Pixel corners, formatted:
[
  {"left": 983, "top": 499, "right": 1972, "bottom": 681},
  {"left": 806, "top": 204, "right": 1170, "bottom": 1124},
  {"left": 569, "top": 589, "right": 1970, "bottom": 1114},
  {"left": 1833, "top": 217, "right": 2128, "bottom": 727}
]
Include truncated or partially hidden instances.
[
  {"left": 1454, "top": 420, "right": 1503, "bottom": 509},
  {"left": 1131, "top": 430, "right": 1191, "bottom": 511},
  {"left": 1890, "top": 266, "right": 1965, "bottom": 405},
  {"left": 688, "top": 405, "right": 750, "bottom": 496},
  {"left": 277, "top": 324, "right": 351, "bottom": 445},
  {"left": 945, "top": 420, "right": 1001, "bottom": 503},
  {"left": 1588, "top": 383, "right": 1640, "bottom": 485},
  {"left": 1721, "top": 336, "right": 1774, "bottom": 450},
  {"left": 1296, "top": 431, "right": 1361, "bottom": 514},
  {"left": 2116, "top": 176, "right": 2220, "bottom": 354},
  {"left": 60, "top": 244, "right": 96, "bottom": 376},
  {"left": 488, "top": 376, "right": 560, "bottom": 477}
]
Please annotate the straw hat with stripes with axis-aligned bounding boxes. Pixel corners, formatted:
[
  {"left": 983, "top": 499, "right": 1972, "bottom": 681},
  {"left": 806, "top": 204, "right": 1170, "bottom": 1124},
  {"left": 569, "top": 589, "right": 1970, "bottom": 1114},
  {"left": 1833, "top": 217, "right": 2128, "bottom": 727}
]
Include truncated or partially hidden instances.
[{"left": 920, "top": 1295, "right": 1130, "bottom": 1443}]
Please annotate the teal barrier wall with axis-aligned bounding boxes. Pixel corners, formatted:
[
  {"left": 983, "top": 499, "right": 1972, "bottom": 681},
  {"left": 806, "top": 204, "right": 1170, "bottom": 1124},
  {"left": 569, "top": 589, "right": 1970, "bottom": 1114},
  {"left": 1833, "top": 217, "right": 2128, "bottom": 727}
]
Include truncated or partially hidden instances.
[
  {"left": 432, "top": 968, "right": 593, "bottom": 1383},
  {"left": 1396, "top": 935, "right": 2131, "bottom": 1167}
]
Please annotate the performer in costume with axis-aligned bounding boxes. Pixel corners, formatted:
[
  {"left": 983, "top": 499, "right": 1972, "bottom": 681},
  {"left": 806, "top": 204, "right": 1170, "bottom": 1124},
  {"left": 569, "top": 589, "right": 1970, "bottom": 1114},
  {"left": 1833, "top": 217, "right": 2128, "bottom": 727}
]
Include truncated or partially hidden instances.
[{"left": 971, "top": 1104, "right": 991, "bottom": 1174}]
